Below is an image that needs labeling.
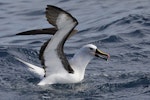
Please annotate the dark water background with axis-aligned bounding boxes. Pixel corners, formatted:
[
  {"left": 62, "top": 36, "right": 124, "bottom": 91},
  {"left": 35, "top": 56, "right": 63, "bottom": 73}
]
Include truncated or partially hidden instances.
[{"left": 0, "top": 0, "right": 150, "bottom": 100}]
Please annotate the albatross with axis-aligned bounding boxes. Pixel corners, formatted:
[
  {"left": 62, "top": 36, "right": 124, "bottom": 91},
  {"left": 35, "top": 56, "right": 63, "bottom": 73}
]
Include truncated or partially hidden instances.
[{"left": 15, "top": 5, "right": 110, "bottom": 85}]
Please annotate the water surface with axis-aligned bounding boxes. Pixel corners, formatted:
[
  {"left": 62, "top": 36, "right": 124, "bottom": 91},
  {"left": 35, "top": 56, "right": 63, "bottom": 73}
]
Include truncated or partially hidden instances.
[{"left": 0, "top": 0, "right": 150, "bottom": 100}]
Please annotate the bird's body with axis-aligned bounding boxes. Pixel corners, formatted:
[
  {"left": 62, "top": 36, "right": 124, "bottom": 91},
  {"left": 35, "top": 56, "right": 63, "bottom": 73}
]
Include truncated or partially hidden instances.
[{"left": 16, "top": 5, "right": 109, "bottom": 86}]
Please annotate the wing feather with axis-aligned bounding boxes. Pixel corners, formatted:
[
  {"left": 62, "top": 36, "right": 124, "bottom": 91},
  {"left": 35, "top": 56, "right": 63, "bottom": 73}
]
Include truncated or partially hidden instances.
[
  {"left": 43, "top": 5, "right": 78, "bottom": 75},
  {"left": 16, "top": 5, "right": 78, "bottom": 76},
  {"left": 16, "top": 28, "right": 57, "bottom": 35},
  {"left": 16, "top": 28, "right": 78, "bottom": 37}
]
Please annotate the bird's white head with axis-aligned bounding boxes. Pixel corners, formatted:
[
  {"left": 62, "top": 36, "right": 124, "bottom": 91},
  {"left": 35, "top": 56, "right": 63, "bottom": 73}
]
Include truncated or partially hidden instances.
[
  {"left": 71, "top": 44, "right": 110, "bottom": 68},
  {"left": 81, "top": 44, "right": 110, "bottom": 60}
]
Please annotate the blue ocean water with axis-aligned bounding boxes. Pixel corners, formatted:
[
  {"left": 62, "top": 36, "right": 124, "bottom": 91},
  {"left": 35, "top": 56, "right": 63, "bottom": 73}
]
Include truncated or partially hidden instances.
[{"left": 0, "top": 0, "right": 150, "bottom": 99}]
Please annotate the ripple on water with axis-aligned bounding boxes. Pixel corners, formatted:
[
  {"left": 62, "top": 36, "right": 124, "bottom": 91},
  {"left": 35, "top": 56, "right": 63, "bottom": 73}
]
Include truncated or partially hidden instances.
[
  {"left": 115, "top": 14, "right": 150, "bottom": 25},
  {"left": 121, "top": 29, "right": 148, "bottom": 38},
  {"left": 100, "top": 35, "right": 124, "bottom": 43},
  {"left": 16, "top": 10, "right": 44, "bottom": 16}
]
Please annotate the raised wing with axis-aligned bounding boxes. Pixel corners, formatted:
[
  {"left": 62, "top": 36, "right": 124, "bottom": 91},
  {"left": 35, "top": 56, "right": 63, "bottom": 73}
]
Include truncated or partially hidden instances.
[
  {"left": 39, "top": 29, "right": 77, "bottom": 64},
  {"left": 16, "top": 28, "right": 77, "bottom": 36},
  {"left": 16, "top": 28, "right": 57, "bottom": 35},
  {"left": 16, "top": 28, "right": 77, "bottom": 65},
  {"left": 16, "top": 5, "right": 78, "bottom": 76},
  {"left": 43, "top": 5, "right": 78, "bottom": 76}
]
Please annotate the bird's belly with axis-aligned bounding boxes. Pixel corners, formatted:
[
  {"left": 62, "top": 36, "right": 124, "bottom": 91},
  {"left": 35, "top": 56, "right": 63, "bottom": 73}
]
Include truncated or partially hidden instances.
[
  {"left": 53, "top": 72, "right": 83, "bottom": 84},
  {"left": 38, "top": 71, "right": 84, "bottom": 85}
]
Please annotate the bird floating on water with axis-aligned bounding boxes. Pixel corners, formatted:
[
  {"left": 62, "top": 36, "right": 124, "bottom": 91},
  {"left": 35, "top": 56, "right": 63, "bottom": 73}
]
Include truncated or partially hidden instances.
[{"left": 15, "top": 5, "right": 110, "bottom": 86}]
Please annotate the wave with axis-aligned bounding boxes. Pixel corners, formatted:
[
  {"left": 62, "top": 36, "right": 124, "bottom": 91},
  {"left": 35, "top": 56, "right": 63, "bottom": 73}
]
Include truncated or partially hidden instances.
[
  {"left": 100, "top": 35, "right": 124, "bottom": 43},
  {"left": 16, "top": 10, "right": 44, "bottom": 16},
  {"left": 114, "top": 14, "right": 150, "bottom": 26},
  {"left": 95, "top": 72, "right": 150, "bottom": 93},
  {"left": 121, "top": 29, "right": 148, "bottom": 38}
]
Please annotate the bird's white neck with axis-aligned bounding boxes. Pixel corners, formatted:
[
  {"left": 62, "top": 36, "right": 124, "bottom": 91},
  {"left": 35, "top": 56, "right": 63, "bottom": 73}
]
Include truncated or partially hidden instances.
[{"left": 69, "top": 48, "right": 94, "bottom": 79}]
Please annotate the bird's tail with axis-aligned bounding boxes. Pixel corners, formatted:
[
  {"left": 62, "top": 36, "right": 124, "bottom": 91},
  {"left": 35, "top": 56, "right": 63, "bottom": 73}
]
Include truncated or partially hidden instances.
[{"left": 15, "top": 57, "right": 45, "bottom": 79}]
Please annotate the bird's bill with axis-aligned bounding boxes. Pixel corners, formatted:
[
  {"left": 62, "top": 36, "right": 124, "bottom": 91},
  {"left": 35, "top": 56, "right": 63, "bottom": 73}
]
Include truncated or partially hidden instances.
[{"left": 95, "top": 49, "right": 110, "bottom": 61}]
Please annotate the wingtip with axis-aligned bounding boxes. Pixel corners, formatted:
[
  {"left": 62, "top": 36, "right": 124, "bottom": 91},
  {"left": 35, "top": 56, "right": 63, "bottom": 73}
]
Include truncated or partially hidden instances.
[
  {"left": 16, "top": 28, "right": 58, "bottom": 35},
  {"left": 45, "top": 5, "right": 78, "bottom": 28}
]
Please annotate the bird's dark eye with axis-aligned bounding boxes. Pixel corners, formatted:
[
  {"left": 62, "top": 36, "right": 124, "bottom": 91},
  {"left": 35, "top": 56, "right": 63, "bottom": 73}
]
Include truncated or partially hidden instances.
[{"left": 89, "top": 47, "right": 94, "bottom": 50}]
